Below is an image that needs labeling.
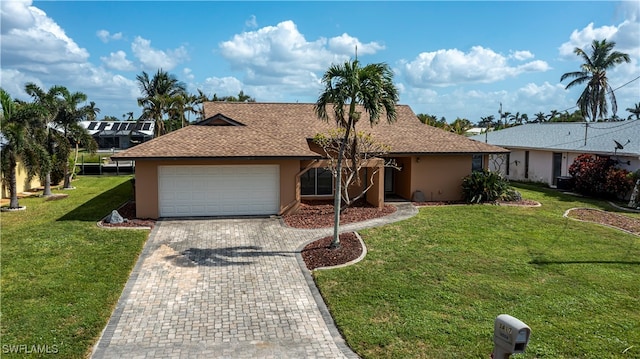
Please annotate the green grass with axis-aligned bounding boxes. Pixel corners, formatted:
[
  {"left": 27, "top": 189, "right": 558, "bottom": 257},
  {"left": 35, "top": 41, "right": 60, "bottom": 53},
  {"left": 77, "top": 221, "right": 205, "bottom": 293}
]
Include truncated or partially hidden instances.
[
  {"left": 314, "top": 183, "right": 640, "bottom": 359},
  {"left": 0, "top": 176, "right": 148, "bottom": 358}
]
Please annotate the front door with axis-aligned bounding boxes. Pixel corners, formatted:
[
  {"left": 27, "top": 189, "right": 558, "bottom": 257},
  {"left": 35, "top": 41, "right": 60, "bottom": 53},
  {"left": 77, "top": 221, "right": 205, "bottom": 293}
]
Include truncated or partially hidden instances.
[
  {"left": 384, "top": 167, "right": 394, "bottom": 194},
  {"left": 552, "top": 153, "right": 562, "bottom": 186}
]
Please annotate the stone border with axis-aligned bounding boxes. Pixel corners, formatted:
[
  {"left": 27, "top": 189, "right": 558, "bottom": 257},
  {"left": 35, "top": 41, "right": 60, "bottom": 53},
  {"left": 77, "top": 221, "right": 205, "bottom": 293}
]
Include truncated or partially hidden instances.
[
  {"left": 0, "top": 206, "right": 26, "bottom": 212},
  {"left": 563, "top": 207, "right": 640, "bottom": 237},
  {"left": 312, "top": 232, "right": 368, "bottom": 271}
]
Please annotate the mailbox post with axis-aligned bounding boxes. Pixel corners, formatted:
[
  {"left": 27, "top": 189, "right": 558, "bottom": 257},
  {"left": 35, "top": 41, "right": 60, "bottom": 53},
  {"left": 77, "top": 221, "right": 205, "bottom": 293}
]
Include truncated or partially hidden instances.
[{"left": 492, "top": 314, "right": 531, "bottom": 359}]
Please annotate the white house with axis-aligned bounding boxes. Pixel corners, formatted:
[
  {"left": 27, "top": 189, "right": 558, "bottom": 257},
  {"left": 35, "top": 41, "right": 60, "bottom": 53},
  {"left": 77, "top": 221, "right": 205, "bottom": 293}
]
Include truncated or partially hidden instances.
[{"left": 470, "top": 121, "right": 640, "bottom": 187}]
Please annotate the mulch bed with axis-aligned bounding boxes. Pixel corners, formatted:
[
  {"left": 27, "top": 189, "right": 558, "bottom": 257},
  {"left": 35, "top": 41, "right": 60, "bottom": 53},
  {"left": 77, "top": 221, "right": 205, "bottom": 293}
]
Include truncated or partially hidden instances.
[
  {"left": 100, "top": 201, "right": 156, "bottom": 229},
  {"left": 567, "top": 208, "right": 640, "bottom": 235},
  {"left": 301, "top": 232, "right": 362, "bottom": 270},
  {"left": 282, "top": 200, "right": 397, "bottom": 229}
]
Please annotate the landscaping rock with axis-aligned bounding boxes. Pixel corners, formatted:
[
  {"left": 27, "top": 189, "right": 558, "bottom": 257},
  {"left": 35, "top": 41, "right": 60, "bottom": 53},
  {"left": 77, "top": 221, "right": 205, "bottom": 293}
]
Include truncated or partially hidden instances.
[{"left": 105, "top": 210, "right": 125, "bottom": 224}]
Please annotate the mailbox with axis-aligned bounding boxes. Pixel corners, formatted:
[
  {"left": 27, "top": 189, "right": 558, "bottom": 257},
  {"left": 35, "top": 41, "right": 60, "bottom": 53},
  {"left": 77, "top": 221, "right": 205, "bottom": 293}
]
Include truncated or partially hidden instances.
[{"left": 493, "top": 314, "right": 531, "bottom": 358}]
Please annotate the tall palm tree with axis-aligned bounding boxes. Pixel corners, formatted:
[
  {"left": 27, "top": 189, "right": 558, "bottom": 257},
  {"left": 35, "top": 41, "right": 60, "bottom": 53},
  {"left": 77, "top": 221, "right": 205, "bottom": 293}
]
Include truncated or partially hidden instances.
[
  {"left": 55, "top": 89, "right": 97, "bottom": 188},
  {"left": 626, "top": 102, "right": 640, "bottom": 120},
  {"left": 0, "top": 89, "right": 49, "bottom": 209},
  {"left": 315, "top": 58, "right": 399, "bottom": 248},
  {"left": 24, "top": 83, "right": 66, "bottom": 196},
  {"left": 560, "top": 39, "right": 630, "bottom": 121},
  {"left": 136, "top": 69, "right": 187, "bottom": 136},
  {"left": 533, "top": 112, "right": 546, "bottom": 123}
]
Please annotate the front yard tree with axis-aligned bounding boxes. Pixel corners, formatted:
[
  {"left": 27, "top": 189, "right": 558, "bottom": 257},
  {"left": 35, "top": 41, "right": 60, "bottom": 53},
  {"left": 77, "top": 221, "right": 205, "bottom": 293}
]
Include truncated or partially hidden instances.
[
  {"left": 55, "top": 89, "right": 98, "bottom": 189},
  {"left": 0, "top": 89, "right": 48, "bottom": 209},
  {"left": 560, "top": 39, "right": 630, "bottom": 121},
  {"left": 313, "top": 129, "right": 393, "bottom": 208},
  {"left": 25, "top": 82, "right": 66, "bottom": 196},
  {"left": 315, "top": 58, "right": 399, "bottom": 248}
]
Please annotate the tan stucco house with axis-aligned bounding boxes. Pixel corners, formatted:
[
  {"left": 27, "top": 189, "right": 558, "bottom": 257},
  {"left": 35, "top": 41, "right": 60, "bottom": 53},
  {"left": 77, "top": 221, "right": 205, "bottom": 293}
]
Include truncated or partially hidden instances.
[{"left": 112, "top": 102, "right": 507, "bottom": 219}]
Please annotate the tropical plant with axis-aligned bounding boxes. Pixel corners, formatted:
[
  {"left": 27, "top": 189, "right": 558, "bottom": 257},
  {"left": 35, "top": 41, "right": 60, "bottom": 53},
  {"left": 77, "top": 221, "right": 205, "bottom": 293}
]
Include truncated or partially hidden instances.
[
  {"left": 136, "top": 69, "right": 187, "bottom": 136},
  {"left": 533, "top": 112, "right": 546, "bottom": 123},
  {"left": 315, "top": 58, "right": 399, "bottom": 248},
  {"left": 0, "top": 89, "right": 48, "bottom": 209},
  {"left": 54, "top": 89, "right": 98, "bottom": 188},
  {"left": 24, "top": 83, "right": 67, "bottom": 196},
  {"left": 568, "top": 154, "right": 633, "bottom": 199},
  {"left": 461, "top": 170, "right": 510, "bottom": 203},
  {"left": 626, "top": 103, "right": 640, "bottom": 121},
  {"left": 560, "top": 39, "right": 630, "bottom": 121},
  {"left": 449, "top": 118, "right": 473, "bottom": 135}
]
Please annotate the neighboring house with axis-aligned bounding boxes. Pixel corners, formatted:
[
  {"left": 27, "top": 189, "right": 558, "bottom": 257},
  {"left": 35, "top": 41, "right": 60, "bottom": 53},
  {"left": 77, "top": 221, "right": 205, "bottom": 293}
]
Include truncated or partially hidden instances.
[
  {"left": 112, "top": 102, "right": 507, "bottom": 219},
  {"left": 470, "top": 121, "right": 640, "bottom": 187},
  {"left": 80, "top": 121, "right": 154, "bottom": 149}
]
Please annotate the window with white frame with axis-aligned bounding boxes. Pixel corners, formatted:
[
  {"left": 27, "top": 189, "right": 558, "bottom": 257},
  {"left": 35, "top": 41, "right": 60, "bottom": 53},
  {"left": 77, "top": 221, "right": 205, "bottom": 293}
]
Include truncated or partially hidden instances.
[{"left": 301, "top": 168, "right": 333, "bottom": 196}]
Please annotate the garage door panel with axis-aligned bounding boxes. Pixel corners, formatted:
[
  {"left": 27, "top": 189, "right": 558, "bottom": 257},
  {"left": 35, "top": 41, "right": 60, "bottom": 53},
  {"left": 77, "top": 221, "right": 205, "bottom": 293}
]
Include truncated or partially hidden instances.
[{"left": 158, "top": 165, "right": 279, "bottom": 217}]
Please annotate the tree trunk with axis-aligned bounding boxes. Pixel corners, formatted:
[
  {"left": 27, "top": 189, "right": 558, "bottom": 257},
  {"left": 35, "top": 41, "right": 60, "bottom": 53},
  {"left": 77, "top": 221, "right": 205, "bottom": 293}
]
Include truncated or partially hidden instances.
[
  {"left": 8, "top": 157, "right": 20, "bottom": 209},
  {"left": 42, "top": 172, "right": 53, "bottom": 196},
  {"left": 629, "top": 179, "right": 640, "bottom": 209}
]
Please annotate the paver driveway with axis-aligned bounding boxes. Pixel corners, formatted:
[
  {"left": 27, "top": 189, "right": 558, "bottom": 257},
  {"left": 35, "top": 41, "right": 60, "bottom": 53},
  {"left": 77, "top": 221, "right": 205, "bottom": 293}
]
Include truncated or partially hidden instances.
[{"left": 92, "top": 205, "right": 416, "bottom": 358}]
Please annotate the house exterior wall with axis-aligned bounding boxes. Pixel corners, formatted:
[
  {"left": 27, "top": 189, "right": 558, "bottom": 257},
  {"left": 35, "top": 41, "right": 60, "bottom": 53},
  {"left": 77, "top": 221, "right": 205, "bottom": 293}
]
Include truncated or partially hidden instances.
[
  {"left": 1, "top": 158, "right": 41, "bottom": 198},
  {"left": 492, "top": 149, "right": 640, "bottom": 186},
  {"left": 410, "top": 155, "right": 471, "bottom": 201},
  {"left": 134, "top": 159, "right": 300, "bottom": 219}
]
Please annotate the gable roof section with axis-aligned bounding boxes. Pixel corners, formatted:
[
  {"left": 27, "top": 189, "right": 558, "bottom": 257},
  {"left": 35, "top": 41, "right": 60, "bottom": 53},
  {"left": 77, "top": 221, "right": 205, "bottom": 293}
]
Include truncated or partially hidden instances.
[
  {"left": 113, "top": 102, "right": 507, "bottom": 160},
  {"left": 470, "top": 121, "right": 640, "bottom": 157}
]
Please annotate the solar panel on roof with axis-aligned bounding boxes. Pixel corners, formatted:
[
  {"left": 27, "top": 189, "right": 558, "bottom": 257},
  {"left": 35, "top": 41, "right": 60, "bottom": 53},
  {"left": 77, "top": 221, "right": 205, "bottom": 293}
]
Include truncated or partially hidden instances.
[
  {"left": 135, "top": 123, "right": 143, "bottom": 130},
  {"left": 112, "top": 123, "right": 121, "bottom": 131},
  {"left": 88, "top": 122, "right": 97, "bottom": 130},
  {"left": 127, "top": 123, "right": 135, "bottom": 131},
  {"left": 142, "top": 123, "right": 151, "bottom": 131},
  {"left": 98, "top": 122, "right": 108, "bottom": 131}
]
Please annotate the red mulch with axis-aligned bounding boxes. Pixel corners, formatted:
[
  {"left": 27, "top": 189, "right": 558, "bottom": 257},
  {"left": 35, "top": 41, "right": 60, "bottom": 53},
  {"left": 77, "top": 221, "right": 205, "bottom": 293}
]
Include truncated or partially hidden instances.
[
  {"left": 282, "top": 200, "right": 396, "bottom": 229},
  {"left": 301, "top": 232, "right": 362, "bottom": 270},
  {"left": 567, "top": 208, "right": 640, "bottom": 235},
  {"left": 100, "top": 201, "right": 156, "bottom": 229}
]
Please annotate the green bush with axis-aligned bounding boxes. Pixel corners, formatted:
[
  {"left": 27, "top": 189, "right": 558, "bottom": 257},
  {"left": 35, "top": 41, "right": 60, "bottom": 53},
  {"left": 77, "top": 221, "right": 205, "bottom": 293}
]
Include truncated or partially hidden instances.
[
  {"left": 568, "top": 154, "right": 633, "bottom": 200},
  {"left": 462, "top": 170, "right": 510, "bottom": 203}
]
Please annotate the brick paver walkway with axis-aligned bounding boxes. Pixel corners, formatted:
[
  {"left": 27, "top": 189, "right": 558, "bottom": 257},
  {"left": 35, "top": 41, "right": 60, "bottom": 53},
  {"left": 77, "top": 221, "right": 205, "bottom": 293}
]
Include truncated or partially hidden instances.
[{"left": 91, "top": 204, "right": 416, "bottom": 358}]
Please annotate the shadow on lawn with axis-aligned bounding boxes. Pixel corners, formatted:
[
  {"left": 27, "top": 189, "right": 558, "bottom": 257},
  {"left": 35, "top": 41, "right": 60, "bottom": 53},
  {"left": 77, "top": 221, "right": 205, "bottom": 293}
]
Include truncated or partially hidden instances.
[
  {"left": 57, "top": 180, "right": 132, "bottom": 222},
  {"left": 165, "top": 246, "right": 293, "bottom": 267}
]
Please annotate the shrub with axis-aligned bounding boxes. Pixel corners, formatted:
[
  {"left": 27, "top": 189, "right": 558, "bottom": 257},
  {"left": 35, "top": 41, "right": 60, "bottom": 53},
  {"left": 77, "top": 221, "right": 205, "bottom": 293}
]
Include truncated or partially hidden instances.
[
  {"left": 568, "top": 154, "right": 633, "bottom": 199},
  {"left": 462, "top": 170, "right": 510, "bottom": 203}
]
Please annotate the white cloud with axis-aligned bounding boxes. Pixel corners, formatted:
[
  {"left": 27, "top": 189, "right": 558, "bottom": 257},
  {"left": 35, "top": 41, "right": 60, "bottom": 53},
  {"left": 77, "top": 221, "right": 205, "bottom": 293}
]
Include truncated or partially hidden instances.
[
  {"left": 402, "top": 46, "right": 550, "bottom": 87},
  {"left": 97, "top": 29, "right": 123, "bottom": 43},
  {"left": 183, "top": 68, "right": 195, "bottom": 81},
  {"left": 101, "top": 50, "right": 136, "bottom": 71},
  {"left": 510, "top": 50, "right": 534, "bottom": 61},
  {"left": 1, "top": 1, "right": 89, "bottom": 67},
  {"left": 245, "top": 15, "right": 257, "bottom": 28},
  {"left": 327, "top": 33, "right": 384, "bottom": 56},
  {"left": 558, "top": 23, "right": 619, "bottom": 58},
  {"left": 131, "top": 36, "right": 189, "bottom": 71}
]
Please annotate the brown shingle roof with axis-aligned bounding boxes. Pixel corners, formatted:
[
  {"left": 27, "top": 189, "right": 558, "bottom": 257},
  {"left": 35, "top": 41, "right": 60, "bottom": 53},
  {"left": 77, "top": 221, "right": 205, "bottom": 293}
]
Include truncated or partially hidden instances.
[{"left": 113, "top": 102, "right": 507, "bottom": 160}]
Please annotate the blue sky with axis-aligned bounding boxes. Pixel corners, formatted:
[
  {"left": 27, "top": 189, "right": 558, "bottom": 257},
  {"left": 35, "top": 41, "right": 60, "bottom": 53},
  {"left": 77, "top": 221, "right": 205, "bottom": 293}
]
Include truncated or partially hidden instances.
[{"left": 1, "top": 1, "right": 639, "bottom": 123}]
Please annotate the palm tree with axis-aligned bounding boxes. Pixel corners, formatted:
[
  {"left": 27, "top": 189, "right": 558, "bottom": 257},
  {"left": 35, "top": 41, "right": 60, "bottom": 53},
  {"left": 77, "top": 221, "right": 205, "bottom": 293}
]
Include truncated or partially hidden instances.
[
  {"left": 24, "top": 83, "right": 66, "bottom": 196},
  {"left": 55, "top": 89, "right": 97, "bottom": 188},
  {"left": 136, "top": 69, "right": 187, "bottom": 136},
  {"left": 0, "top": 89, "right": 49, "bottom": 209},
  {"left": 626, "top": 103, "right": 640, "bottom": 120},
  {"left": 533, "top": 112, "right": 546, "bottom": 123},
  {"left": 315, "top": 58, "right": 399, "bottom": 248},
  {"left": 560, "top": 39, "right": 630, "bottom": 121}
]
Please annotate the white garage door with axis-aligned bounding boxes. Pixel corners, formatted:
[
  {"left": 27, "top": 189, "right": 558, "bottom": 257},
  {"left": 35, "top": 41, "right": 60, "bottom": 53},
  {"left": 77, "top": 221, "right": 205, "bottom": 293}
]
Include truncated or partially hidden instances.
[{"left": 158, "top": 165, "right": 279, "bottom": 217}]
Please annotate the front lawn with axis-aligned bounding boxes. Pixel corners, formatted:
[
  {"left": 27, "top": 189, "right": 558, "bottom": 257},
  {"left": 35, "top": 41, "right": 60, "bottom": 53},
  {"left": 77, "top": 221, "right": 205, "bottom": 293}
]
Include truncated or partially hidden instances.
[
  {"left": 314, "top": 183, "right": 640, "bottom": 358},
  {"left": 0, "top": 176, "right": 148, "bottom": 358}
]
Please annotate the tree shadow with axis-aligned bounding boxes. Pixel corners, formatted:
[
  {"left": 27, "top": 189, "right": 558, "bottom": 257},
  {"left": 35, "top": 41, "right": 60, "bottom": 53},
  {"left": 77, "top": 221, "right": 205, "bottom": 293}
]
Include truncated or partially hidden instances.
[
  {"left": 57, "top": 180, "right": 132, "bottom": 222},
  {"left": 165, "top": 246, "right": 293, "bottom": 267},
  {"left": 530, "top": 259, "right": 640, "bottom": 266}
]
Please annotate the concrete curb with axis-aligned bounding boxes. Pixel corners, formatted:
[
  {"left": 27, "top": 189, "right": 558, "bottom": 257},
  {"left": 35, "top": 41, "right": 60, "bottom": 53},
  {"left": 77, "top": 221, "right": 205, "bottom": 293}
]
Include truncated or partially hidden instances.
[{"left": 563, "top": 207, "right": 640, "bottom": 237}]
